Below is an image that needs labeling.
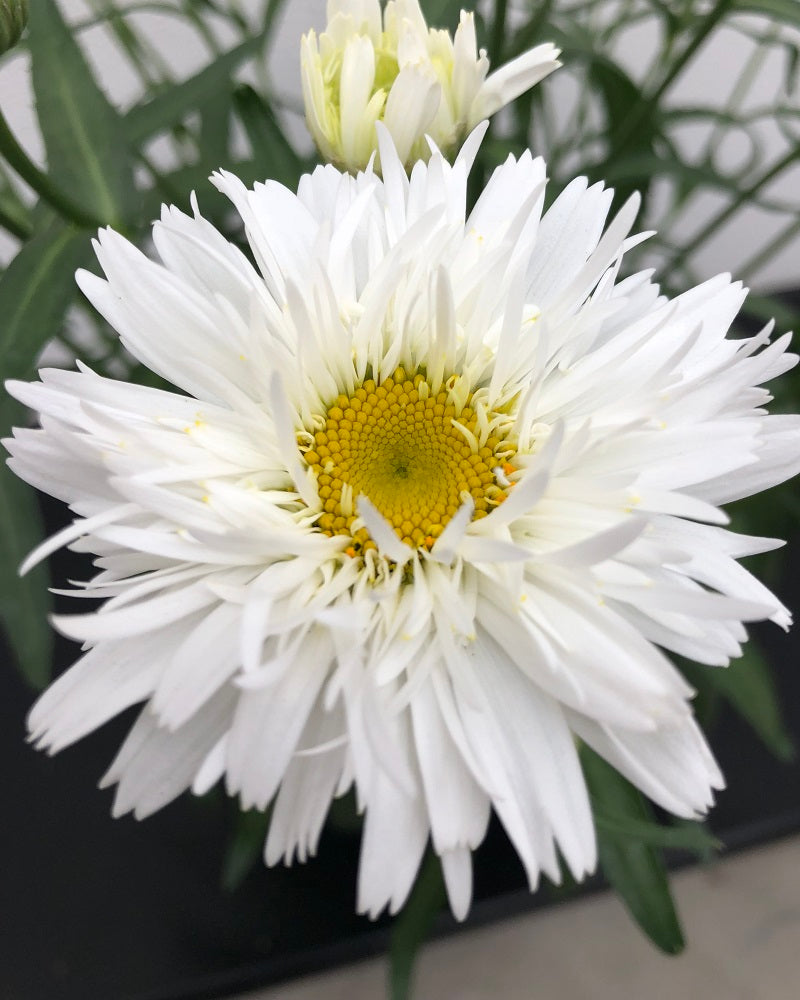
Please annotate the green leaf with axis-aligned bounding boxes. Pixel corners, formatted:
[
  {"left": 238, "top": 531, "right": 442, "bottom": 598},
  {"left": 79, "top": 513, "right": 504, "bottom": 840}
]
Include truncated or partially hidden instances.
[
  {"left": 0, "top": 161, "right": 32, "bottom": 239},
  {"left": 587, "top": 59, "right": 660, "bottom": 210},
  {"left": 0, "top": 401, "right": 52, "bottom": 689},
  {"left": 741, "top": 293, "right": 800, "bottom": 336},
  {"left": 389, "top": 849, "right": 445, "bottom": 1000},
  {"left": 27, "top": 0, "right": 136, "bottom": 227},
  {"left": 221, "top": 807, "right": 269, "bottom": 892},
  {"left": 681, "top": 645, "right": 796, "bottom": 762},
  {"left": 733, "top": 0, "right": 800, "bottom": 28},
  {"left": 0, "top": 221, "right": 90, "bottom": 388},
  {"left": 233, "top": 85, "right": 307, "bottom": 188},
  {"left": 0, "top": 221, "right": 88, "bottom": 688},
  {"left": 595, "top": 811, "right": 721, "bottom": 857},
  {"left": 419, "top": 0, "right": 465, "bottom": 32},
  {"left": 582, "top": 746, "right": 685, "bottom": 954},
  {"left": 124, "top": 35, "right": 263, "bottom": 145},
  {"left": 200, "top": 90, "right": 233, "bottom": 171}
]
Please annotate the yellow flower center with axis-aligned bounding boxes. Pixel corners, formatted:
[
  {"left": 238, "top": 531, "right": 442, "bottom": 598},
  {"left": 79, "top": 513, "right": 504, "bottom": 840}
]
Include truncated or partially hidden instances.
[{"left": 300, "top": 368, "right": 516, "bottom": 556}]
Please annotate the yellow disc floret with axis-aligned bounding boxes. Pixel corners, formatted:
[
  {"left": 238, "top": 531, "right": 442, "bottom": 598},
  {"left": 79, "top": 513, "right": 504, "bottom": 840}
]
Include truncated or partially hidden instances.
[{"left": 300, "top": 368, "right": 517, "bottom": 555}]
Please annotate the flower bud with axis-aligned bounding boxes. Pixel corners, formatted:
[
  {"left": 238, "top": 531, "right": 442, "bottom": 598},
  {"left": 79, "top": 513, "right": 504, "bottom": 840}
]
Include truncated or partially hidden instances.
[
  {"left": 0, "top": 0, "right": 27, "bottom": 55},
  {"left": 301, "top": 0, "right": 560, "bottom": 174}
]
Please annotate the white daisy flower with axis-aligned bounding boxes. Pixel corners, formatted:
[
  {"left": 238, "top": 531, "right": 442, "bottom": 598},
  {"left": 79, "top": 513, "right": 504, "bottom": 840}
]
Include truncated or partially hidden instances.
[
  {"left": 6, "top": 125, "right": 800, "bottom": 922},
  {"left": 301, "top": 0, "right": 560, "bottom": 172}
]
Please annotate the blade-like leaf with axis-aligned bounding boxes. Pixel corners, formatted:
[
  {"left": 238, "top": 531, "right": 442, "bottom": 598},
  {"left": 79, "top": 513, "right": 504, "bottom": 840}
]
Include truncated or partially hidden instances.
[
  {"left": 221, "top": 807, "right": 269, "bottom": 893},
  {"left": 733, "top": 0, "right": 800, "bottom": 28},
  {"left": 389, "top": 849, "right": 445, "bottom": 1000},
  {"left": 419, "top": 0, "right": 464, "bottom": 32},
  {"left": 0, "top": 221, "right": 89, "bottom": 390},
  {"left": 0, "top": 160, "right": 31, "bottom": 239},
  {"left": 200, "top": 90, "right": 233, "bottom": 172},
  {"left": 587, "top": 59, "right": 660, "bottom": 210},
  {"left": 124, "top": 36, "right": 263, "bottom": 145},
  {"left": 582, "top": 746, "right": 685, "bottom": 954},
  {"left": 595, "top": 812, "right": 721, "bottom": 856},
  {"left": 681, "top": 645, "right": 796, "bottom": 762},
  {"left": 27, "top": 0, "right": 136, "bottom": 227},
  {"left": 233, "top": 85, "right": 307, "bottom": 188},
  {"left": 0, "top": 401, "right": 52, "bottom": 688}
]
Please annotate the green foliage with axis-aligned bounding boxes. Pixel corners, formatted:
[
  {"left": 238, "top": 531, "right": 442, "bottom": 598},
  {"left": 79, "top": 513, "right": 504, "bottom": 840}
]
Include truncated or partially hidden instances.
[
  {"left": 233, "top": 84, "right": 309, "bottom": 188},
  {"left": 123, "top": 35, "right": 264, "bottom": 146},
  {"left": 681, "top": 644, "right": 796, "bottom": 762},
  {"left": 0, "top": 221, "right": 90, "bottom": 686},
  {"left": 734, "top": 0, "right": 800, "bottom": 27},
  {"left": 28, "top": 0, "right": 137, "bottom": 228},
  {"left": 581, "top": 746, "right": 686, "bottom": 954},
  {"left": 0, "top": 221, "right": 90, "bottom": 388},
  {"left": 0, "top": 433, "right": 52, "bottom": 689},
  {"left": 389, "top": 850, "right": 446, "bottom": 1000},
  {"left": 221, "top": 807, "right": 270, "bottom": 893}
]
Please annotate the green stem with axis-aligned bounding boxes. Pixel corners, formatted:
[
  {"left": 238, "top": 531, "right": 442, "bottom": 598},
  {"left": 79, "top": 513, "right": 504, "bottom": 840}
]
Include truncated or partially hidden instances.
[
  {"left": 88, "top": 0, "right": 172, "bottom": 87},
  {"left": 262, "top": 0, "right": 289, "bottom": 39},
  {"left": 703, "top": 24, "right": 778, "bottom": 163},
  {"left": 611, "top": 0, "right": 734, "bottom": 154},
  {"left": 506, "top": 0, "right": 552, "bottom": 58},
  {"left": 739, "top": 216, "right": 800, "bottom": 283},
  {"left": 670, "top": 145, "right": 800, "bottom": 269},
  {"left": 0, "top": 107, "right": 103, "bottom": 229},
  {"left": 135, "top": 149, "right": 187, "bottom": 205},
  {"left": 0, "top": 202, "right": 31, "bottom": 240}
]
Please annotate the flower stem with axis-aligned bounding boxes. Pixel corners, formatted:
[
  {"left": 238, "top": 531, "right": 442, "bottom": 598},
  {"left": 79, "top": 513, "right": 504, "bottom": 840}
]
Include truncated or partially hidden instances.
[
  {"left": 0, "top": 106, "right": 103, "bottom": 229},
  {"left": 0, "top": 201, "right": 32, "bottom": 240},
  {"left": 610, "top": 0, "right": 734, "bottom": 154},
  {"left": 670, "top": 145, "right": 800, "bottom": 269}
]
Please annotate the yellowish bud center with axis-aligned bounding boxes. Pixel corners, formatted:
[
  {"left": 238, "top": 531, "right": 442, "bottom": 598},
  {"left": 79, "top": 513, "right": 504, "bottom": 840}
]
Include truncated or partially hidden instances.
[{"left": 300, "top": 368, "right": 516, "bottom": 555}]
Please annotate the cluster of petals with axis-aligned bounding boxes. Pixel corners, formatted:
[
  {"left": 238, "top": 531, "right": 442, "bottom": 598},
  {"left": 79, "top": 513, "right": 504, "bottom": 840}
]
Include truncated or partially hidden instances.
[
  {"left": 6, "top": 124, "right": 800, "bottom": 921},
  {"left": 301, "top": 0, "right": 561, "bottom": 171}
]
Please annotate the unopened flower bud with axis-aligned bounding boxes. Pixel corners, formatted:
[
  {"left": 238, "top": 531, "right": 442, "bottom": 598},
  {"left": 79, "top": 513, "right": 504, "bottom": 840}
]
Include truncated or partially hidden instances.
[
  {"left": 0, "top": 0, "right": 27, "bottom": 55},
  {"left": 300, "top": 0, "right": 560, "bottom": 173}
]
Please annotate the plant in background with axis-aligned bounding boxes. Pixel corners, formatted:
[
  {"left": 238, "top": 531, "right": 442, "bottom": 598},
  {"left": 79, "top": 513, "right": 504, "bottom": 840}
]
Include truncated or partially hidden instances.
[{"left": 0, "top": 1, "right": 799, "bottom": 998}]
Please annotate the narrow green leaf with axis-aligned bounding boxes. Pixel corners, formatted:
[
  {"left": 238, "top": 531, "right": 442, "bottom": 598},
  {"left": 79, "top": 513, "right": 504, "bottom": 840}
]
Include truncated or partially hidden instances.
[
  {"left": 582, "top": 747, "right": 685, "bottom": 954},
  {"left": 0, "top": 162, "right": 31, "bottom": 239},
  {"left": 598, "top": 150, "right": 742, "bottom": 194},
  {"left": 124, "top": 35, "right": 262, "bottom": 145},
  {"left": 587, "top": 59, "right": 660, "bottom": 209},
  {"left": 233, "top": 85, "right": 307, "bottom": 188},
  {"left": 419, "top": 0, "right": 464, "bottom": 32},
  {"left": 389, "top": 849, "right": 445, "bottom": 1000},
  {"left": 0, "top": 221, "right": 87, "bottom": 687},
  {"left": 0, "top": 221, "right": 90, "bottom": 387},
  {"left": 200, "top": 90, "right": 233, "bottom": 171},
  {"left": 595, "top": 811, "right": 721, "bottom": 856},
  {"left": 733, "top": 0, "right": 800, "bottom": 28},
  {"left": 221, "top": 807, "right": 269, "bottom": 892},
  {"left": 0, "top": 400, "right": 52, "bottom": 688},
  {"left": 681, "top": 645, "right": 796, "bottom": 762},
  {"left": 27, "top": 0, "right": 136, "bottom": 227},
  {"left": 741, "top": 293, "right": 800, "bottom": 336}
]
